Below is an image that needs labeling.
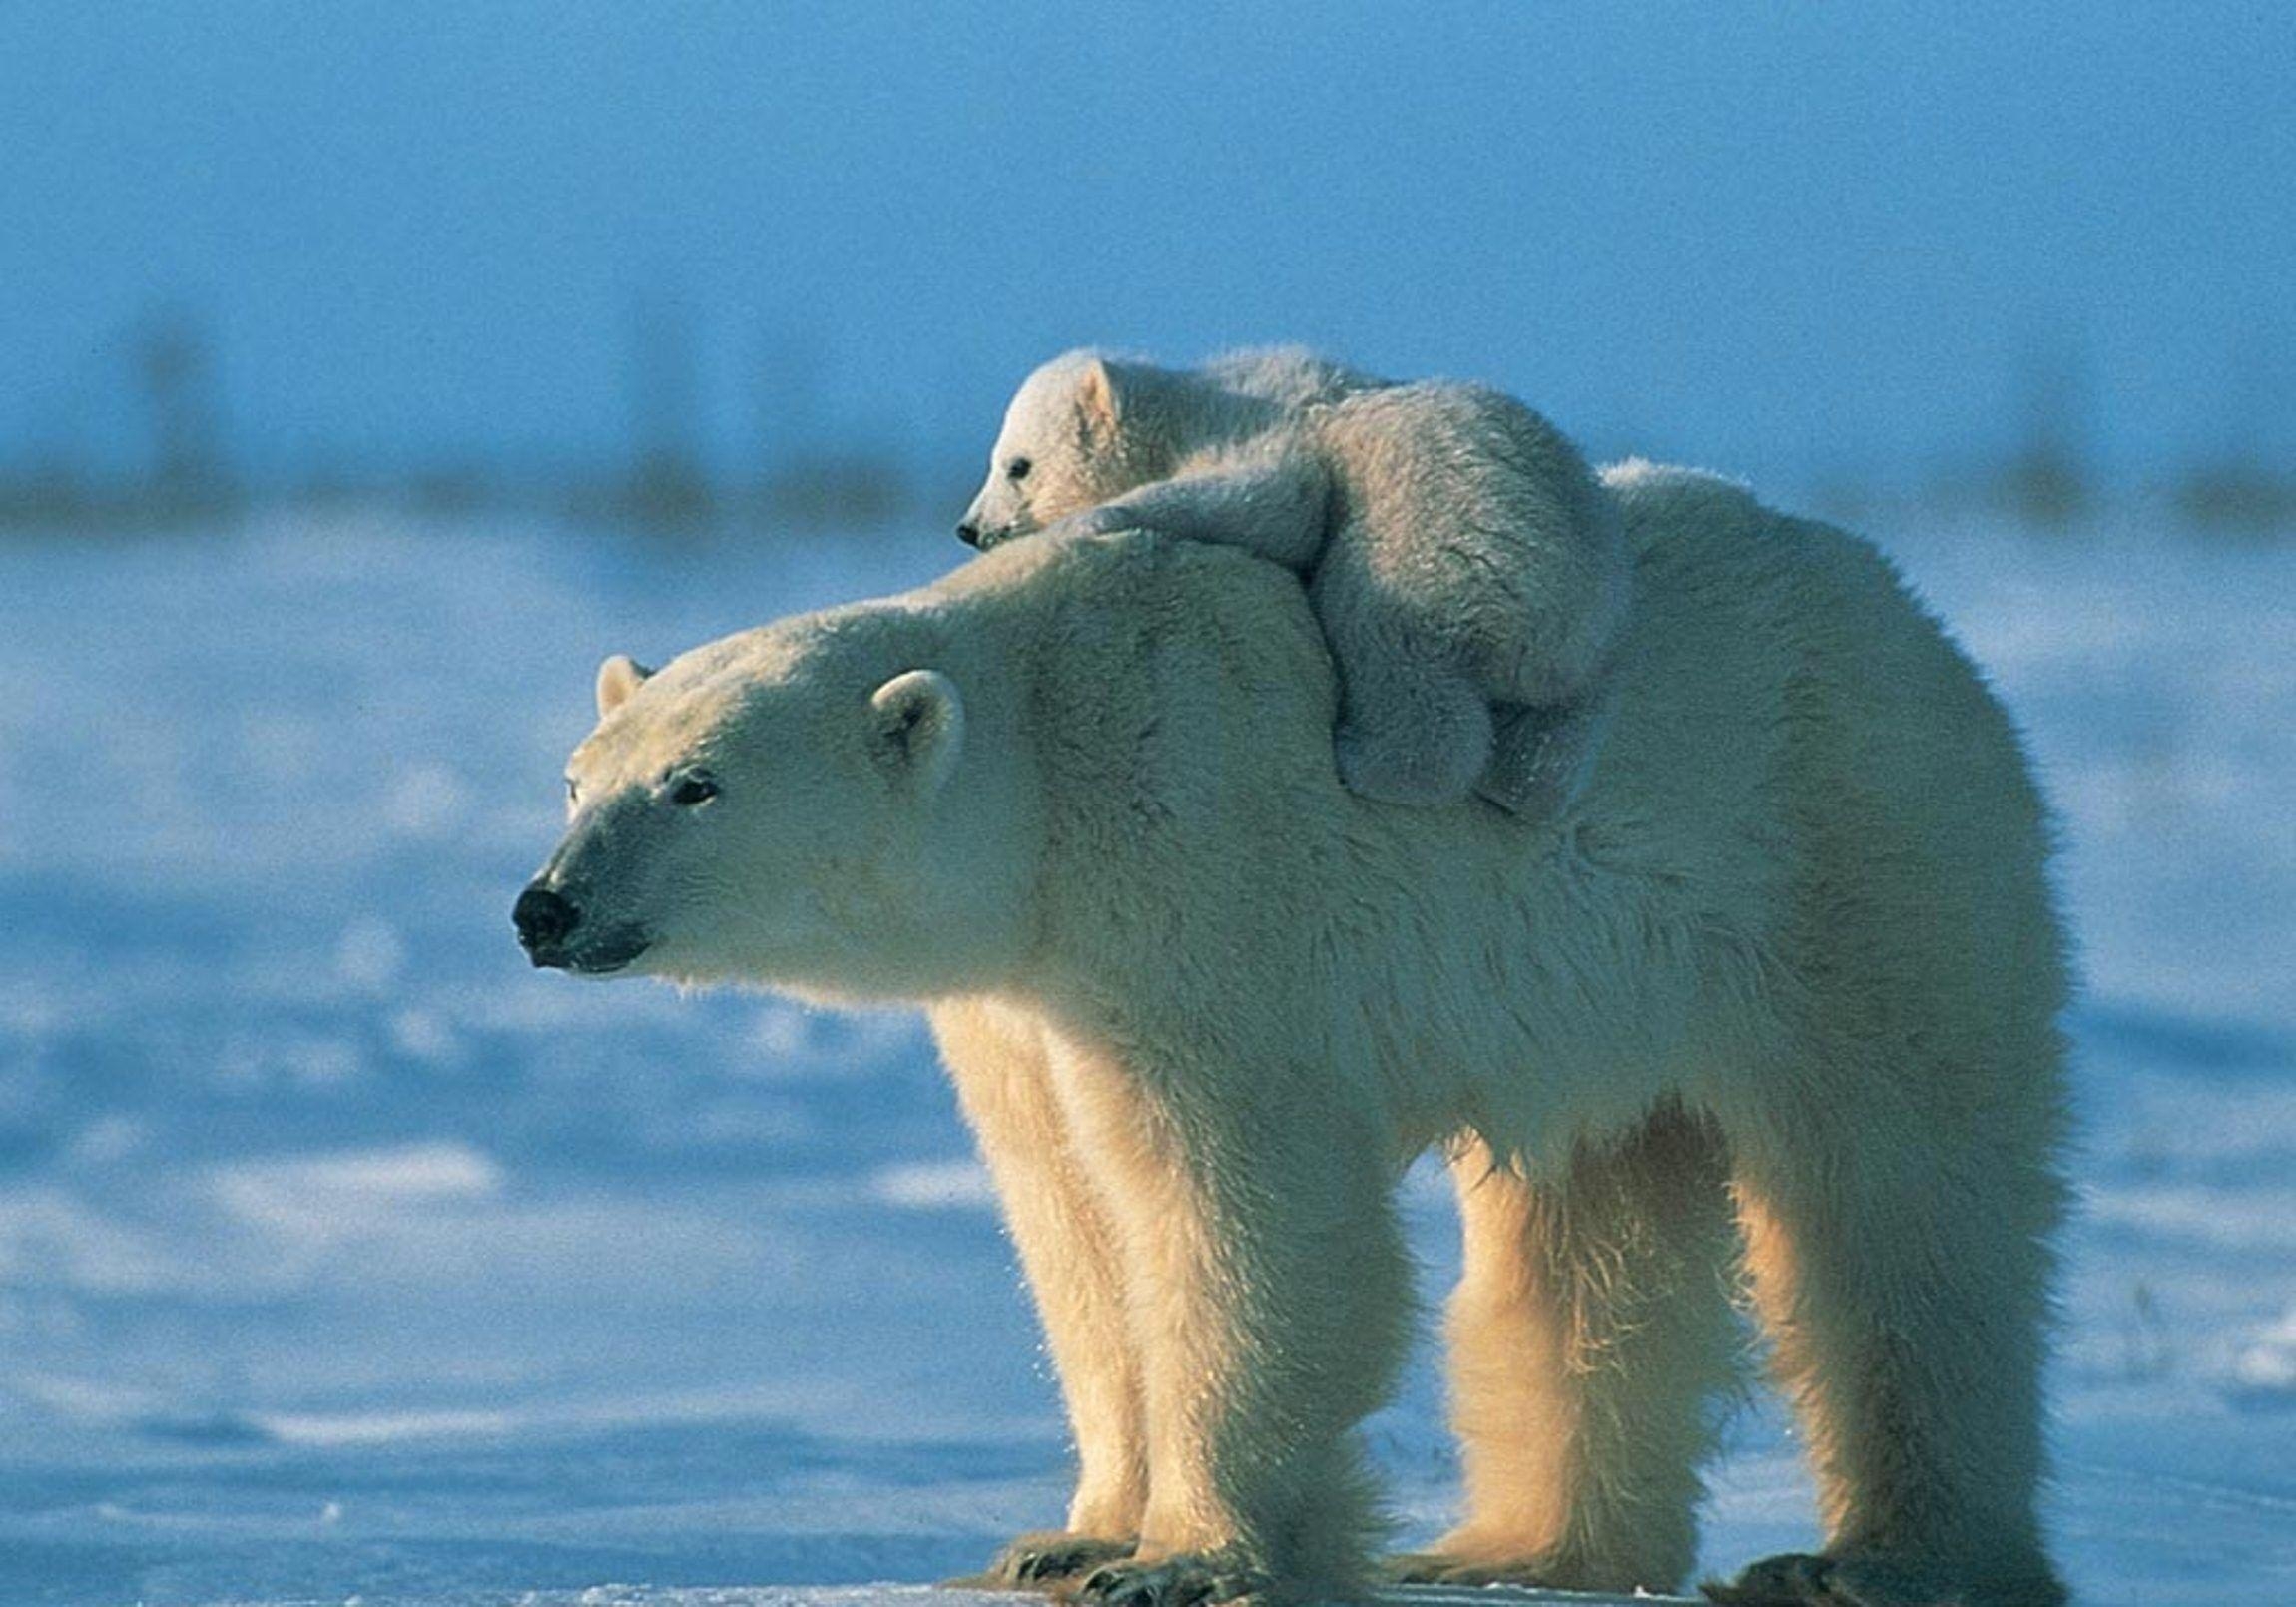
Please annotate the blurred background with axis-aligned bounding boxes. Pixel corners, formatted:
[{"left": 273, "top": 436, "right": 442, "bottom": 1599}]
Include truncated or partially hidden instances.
[{"left": 0, "top": 7, "right": 2289, "bottom": 1605}]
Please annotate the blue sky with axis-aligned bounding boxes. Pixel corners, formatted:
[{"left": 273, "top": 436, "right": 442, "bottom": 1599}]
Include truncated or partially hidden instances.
[{"left": 3, "top": 3, "right": 2291, "bottom": 486}]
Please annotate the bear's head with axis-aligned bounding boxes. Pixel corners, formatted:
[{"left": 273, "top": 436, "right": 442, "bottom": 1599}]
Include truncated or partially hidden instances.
[
  {"left": 516, "top": 615, "right": 1038, "bottom": 1003},
  {"left": 957, "top": 350, "right": 1182, "bottom": 550}
]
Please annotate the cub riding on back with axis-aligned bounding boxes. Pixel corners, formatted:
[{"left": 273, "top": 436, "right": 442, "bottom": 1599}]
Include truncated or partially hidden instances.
[{"left": 958, "top": 347, "right": 1630, "bottom": 821}]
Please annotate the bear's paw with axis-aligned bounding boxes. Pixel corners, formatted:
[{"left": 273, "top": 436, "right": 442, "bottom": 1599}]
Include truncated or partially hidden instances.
[
  {"left": 1383, "top": 1543, "right": 1678, "bottom": 1597},
  {"left": 1077, "top": 1549, "right": 1265, "bottom": 1607},
  {"left": 962, "top": 1530, "right": 1137, "bottom": 1591},
  {"left": 1703, "top": 1550, "right": 2067, "bottom": 1607}
]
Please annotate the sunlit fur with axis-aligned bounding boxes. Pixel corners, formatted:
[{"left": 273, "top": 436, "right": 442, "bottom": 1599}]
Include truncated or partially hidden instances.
[
  {"left": 546, "top": 610, "right": 1040, "bottom": 1003},
  {"left": 537, "top": 465, "right": 2068, "bottom": 1607},
  {"left": 959, "top": 348, "right": 1631, "bottom": 818}
]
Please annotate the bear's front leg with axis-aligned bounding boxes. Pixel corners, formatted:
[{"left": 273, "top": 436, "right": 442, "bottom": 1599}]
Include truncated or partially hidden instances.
[
  {"left": 1044, "top": 1027, "right": 1412, "bottom": 1606},
  {"left": 933, "top": 1002, "right": 1147, "bottom": 1588}
]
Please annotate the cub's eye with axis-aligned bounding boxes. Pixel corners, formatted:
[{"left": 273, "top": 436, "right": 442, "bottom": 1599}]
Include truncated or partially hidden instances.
[
  {"left": 1006, "top": 456, "right": 1032, "bottom": 482},
  {"left": 564, "top": 777, "right": 579, "bottom": 804},
  {"left": 668, "top": 772, "right": 720, "bottom": 807}
]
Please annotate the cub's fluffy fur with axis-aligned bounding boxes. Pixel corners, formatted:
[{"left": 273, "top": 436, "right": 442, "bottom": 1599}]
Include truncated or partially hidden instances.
[{"left": 959, "top": 348, "right": 1629, "bottom": 817}]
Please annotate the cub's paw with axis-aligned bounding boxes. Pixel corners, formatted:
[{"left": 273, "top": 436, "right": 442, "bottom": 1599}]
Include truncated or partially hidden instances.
[
  {"left": 1334, "top": 724, "right": 1480, "bottom": 809},
  {"left": 1076, "top": 1550, "right": 1264, "bottom": 1607},
  {"left": 1704, "top": 1550, "right": 2066, "bottom": 1607},
  {"left": 1079, "top": 505, "right": 1152, "bottom": 538},
  {"left": 1476, "top": 699, "right": 1605, "bottom": 821}
]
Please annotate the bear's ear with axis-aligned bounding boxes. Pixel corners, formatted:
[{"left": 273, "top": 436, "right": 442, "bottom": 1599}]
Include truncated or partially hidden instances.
[
  {"left": 596, "top": 654, "right": 654, "bottom": 718},
  {"left": 868, "top": 669, "right": 965, "bottom": 794}
]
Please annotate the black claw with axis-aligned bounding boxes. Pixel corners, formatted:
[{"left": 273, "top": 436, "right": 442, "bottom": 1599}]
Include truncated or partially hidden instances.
[
  {"left": 1022, "top": 1548, "right": 1078, "bottom": 1582},
  {"left": 1704, "top": 1553, "right": 1837, "bottom": 1607},
  {"left": 1076, "top": 1555, "right": 1260, "bottom": 1607}
]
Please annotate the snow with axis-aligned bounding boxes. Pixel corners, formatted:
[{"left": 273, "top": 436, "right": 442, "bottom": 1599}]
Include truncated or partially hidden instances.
[
  {"left": 219, "top": 1590, "right": 1697, "bottom": 1607},
  {"left": 191, "top": 1591, "right": 1693, "bottom": 1607},
  {"left": 0, "top": 507, "right": 2290, "bottom": 1606}
]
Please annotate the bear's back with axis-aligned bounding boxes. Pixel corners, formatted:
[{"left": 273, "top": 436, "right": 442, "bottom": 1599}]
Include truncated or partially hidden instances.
[
  {"left": 964, "top": 475, "right": 2041, "bottom": 911},
  {"left": 1593, "top": 461, "right": 2066, "bottom": 1033},
  {"left": 946, "top": 498, "right": 2057, "bottom": 1086}
]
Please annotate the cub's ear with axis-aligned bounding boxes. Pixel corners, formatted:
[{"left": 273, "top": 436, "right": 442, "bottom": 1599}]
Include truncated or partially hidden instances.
[
  {"left": 596, "top": 654, "right": 654, "bottom": 718},
  {"left": 868, "top": 669, "right": 965, "bottom": 794},
  {"left": 1078, "top": 355, "right": 1121, "bottom": 434}
]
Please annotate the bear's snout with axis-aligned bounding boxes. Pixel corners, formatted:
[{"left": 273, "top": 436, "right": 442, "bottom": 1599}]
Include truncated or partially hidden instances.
[
  {"left": 955, "top": 520, "right": 983, "bottom": 547},
  {"left": 513, "top": 883, "right": 582, "bottom": 964}
]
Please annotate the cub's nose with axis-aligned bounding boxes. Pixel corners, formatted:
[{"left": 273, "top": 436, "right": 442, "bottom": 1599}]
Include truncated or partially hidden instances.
[
  {"left": 513, "top": 883, "right": 582, "bottom": 961},
  {"left": 955, "top": 520, "right": 982, "bottom": 547}
]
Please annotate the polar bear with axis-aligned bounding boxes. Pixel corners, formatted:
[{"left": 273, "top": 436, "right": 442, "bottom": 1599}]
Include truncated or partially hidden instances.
[
  {"left": 517, "top": 466, "right": 2069, "bottom": 1607},
  {"left": 955, "top": 349, "right": 1629, "bottom": 820}
]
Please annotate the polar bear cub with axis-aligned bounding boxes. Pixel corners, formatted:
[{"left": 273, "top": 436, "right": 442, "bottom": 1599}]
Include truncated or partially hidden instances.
[{"left": 957, "top": 348, "right": 1629, "bottom": 818}]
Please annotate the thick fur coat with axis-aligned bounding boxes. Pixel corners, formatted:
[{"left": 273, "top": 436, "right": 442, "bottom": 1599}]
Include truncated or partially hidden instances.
[{"left": 527, "top": 466, "right": 2069, "bottom": 1607}]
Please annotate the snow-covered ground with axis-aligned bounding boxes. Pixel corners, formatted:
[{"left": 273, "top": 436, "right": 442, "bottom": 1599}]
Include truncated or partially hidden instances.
[{"left": 0, "top": 506, "right": 2288, "bottom": 1606}]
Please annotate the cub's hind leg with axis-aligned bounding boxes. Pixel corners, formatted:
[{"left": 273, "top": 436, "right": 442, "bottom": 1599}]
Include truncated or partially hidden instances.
[
  {"left": 1322, "top": 639, "right": 1494, "bottom": 807},
  {"left": 1395, "top": 1108, "right": 1741, "bottom": 1597}
]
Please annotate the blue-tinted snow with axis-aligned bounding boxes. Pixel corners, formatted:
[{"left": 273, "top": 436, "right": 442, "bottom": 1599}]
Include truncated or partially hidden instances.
[{"left": 0, "top": 511, "right": 2288, "bottom": 1606}]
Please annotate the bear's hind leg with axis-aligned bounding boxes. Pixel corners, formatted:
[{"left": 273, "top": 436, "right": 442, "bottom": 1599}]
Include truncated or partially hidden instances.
[
  {"left": 1718, "top": 1081, "right": 2066, "bottom": 1607},
  {"left": 1395, "top": 1107, "right": 1741, "bottom": 1597}
]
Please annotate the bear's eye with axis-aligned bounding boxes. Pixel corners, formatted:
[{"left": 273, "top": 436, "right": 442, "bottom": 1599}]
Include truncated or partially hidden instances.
[
  {"left": 564, "top": 777, "right": 579, "bottom": 805},
  {"left": 668, "top": 772, "right": 720, "bottom": 807},
  {"left": 1006, "top": 456, "right": 1032, "bottom": 482}
]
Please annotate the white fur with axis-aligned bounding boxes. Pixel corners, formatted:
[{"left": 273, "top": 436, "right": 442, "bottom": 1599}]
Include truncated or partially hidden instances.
[
  {"left": 536, "top": 468, "right": 2069, "bottom": 1607},
  {"left": 959, "top": 349, "right": 1630, "bottom": 818}
]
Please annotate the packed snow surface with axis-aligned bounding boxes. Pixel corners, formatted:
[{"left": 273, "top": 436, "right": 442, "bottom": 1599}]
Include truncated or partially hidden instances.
[{"left": 0, "top": 509, "right": 2288, "bottom": 1605}]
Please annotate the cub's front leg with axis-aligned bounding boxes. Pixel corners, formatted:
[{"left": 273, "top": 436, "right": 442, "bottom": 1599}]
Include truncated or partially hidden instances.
[
  {"left": 1044, "top": 1025, "right": 1413, "bottom": 1607},
  {"left": 1080, "top": 449, "right": 1333, "bottom": 574}
]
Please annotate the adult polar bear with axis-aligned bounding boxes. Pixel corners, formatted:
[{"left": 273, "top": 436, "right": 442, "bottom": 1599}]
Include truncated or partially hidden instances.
[{"left": 517, "top": 464, "right": 2069, "bottom": 1607}]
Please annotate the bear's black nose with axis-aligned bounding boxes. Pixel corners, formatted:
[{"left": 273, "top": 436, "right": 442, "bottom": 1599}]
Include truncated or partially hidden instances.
[
  {"left": 955, "top": 521, "right": 981, "bottom": 547},
  {"left": 513, "top": 883, "right": 581, "bottom": 959}
]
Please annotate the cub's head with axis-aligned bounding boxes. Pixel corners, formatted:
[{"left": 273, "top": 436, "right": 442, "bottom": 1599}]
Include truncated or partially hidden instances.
[
  {"left": 957, "top": 350, "right": 1177, "bottom": 549},
  {"left": 516, "top": 618, "right": 1037, "bottom": 1003}
]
